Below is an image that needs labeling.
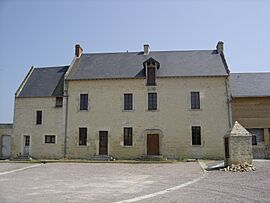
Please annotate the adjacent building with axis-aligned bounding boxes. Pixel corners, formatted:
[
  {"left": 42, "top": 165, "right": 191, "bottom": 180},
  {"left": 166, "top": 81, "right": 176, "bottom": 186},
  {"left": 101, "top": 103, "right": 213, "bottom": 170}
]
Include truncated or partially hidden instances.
[
  {"left": 0, "top": 124, "right": 13, "bottom": 159},
  {"left": 230, "top": 73, "right": 270, "bottom": 158}
]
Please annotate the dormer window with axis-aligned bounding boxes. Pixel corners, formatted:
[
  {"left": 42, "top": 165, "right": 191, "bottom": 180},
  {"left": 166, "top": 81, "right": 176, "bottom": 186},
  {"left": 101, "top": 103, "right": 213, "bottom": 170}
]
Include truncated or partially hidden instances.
[
  {"left": 143, "top": 57, "right": 160, "bottom": 86},
  {"left": 147, "top": 65, "right": 156, "bottom": 86}
]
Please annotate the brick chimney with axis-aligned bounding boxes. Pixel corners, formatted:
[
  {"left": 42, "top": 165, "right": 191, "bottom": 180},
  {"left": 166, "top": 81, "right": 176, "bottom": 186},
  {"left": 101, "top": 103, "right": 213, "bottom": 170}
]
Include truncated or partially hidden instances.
[
  {"left": 216, "top": 41, "right": 224, "bottom": 53},
  {"left": 144, "top": 44, "right": 150, "bottom": 55},
  {"left": 75, "top": 44, "right": 83, "bottom": 57}
]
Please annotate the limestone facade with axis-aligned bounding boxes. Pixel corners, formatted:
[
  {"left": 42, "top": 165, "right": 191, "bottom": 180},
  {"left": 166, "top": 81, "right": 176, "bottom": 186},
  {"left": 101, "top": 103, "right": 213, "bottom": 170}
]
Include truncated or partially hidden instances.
[
  {"left": 12, "top": 97, "right": 65, "bottom": 159},
  {"left": 65, "top": 77, "right": 230, "bottom": 159}
]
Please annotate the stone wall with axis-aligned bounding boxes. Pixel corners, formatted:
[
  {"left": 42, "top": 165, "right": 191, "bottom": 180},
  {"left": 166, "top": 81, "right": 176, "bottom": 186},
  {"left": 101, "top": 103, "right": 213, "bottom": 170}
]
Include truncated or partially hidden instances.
[
  {"left": 12, "top": 97, "right": 65, "bottom": 159},
  {"left": 66, "top": 76, "right": 230, "bottom": 159},
  {"left": 0, "top": 124, "right": 13, "bottom": 158}
]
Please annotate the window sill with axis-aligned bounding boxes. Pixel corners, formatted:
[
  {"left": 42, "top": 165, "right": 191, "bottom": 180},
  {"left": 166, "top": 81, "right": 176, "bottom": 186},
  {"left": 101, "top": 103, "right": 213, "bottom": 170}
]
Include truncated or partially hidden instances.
[
  {"left": 189, "top": 109, "right": 202, "bottom": 111},
  {"left": 122, "top": 109, "right": 135, "bottom": 112},
  {"left": 77, "top": 144, "right": 90, "bottom": 147},
  {"left": 190, "top": 140, "right": 204, "bottom": 147},
  {"left": 146, "top": 109, "right": 159, "bottom": 112},
  {"left": 190, "top": 142, "right": 204, "bottom": 147},
  {"left": 121, "top": 145, "right": 134, "bottom": 148},
  {"left": 78, "top": 109, "right": 89, "bottom": 112},
  {"left": 55, "top": 106, "right": 63, "bottom": 108}
]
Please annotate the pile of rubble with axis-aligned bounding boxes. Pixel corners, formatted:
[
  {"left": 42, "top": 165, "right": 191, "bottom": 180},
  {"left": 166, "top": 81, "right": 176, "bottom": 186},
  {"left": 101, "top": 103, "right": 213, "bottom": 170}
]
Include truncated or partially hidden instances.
[{"left": 222, "top": 162, "right": 256, "bottom": 172}]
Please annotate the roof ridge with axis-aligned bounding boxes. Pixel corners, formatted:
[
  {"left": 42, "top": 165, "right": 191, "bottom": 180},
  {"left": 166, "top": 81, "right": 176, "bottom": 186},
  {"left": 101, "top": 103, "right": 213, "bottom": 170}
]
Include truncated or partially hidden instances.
[{"left": 81, "top": 49, "right": 215, "bottom": 55}]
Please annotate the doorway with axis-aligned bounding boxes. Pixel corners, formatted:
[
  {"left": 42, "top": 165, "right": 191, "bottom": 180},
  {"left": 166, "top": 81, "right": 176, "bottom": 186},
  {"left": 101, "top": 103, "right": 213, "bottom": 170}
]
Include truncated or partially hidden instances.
[
  {"left": 147, "top": 134, "right": 159, "bottom": 155},
  {"left": 99, "top": 131, "right": 108, "bottom": 155},
  {"left": 23, "top": 135, "right": 30, "bottom": 156},
  {"left": 1, "top": 135, "right": 11, "bottom": 158}
]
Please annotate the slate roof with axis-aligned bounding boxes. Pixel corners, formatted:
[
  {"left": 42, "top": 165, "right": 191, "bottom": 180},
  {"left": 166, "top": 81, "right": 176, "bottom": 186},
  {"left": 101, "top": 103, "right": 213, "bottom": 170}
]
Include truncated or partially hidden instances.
[
  {"left": 66, "top": 50, "right": 229, "bottom": 80},
  {"left": 230, "top": 73, "right": 270, "bottom": 97},
  {"left": 17, "top": 66, "right": 69, "bottom": 97}
]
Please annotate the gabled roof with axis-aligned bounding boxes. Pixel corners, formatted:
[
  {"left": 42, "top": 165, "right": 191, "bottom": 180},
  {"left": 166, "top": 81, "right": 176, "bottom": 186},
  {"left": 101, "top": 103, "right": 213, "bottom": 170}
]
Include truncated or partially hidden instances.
[
  {"left": 17, "top": 66, "right": 69, "bottom": 98},
  {"left": 143, "top": 57, "right": 160, "bottom": 69},
  {"left": 230, "top": 73, "right": 270, "bottom": 97},
  {"left": 66, "top": 50, "right": 229, "bottom": 80}
]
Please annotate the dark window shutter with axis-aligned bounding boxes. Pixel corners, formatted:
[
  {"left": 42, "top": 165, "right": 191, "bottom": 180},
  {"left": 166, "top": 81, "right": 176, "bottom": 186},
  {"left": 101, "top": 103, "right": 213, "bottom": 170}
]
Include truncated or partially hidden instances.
[
  {"left": 191, "top": 92, "right": 200, "bottom": 109},
  {"left": 36, "top": 111, "right": 42, "bottom": 125},
  {"left": 192, "top": 126, "right": 201, "bottom": 145},
  {"left": 124, "top": 127, "right": 133, "bottom": 146},
  {"left": 79, "top": 128, "right": 87, "bottom": 145},
  {"left": 56, "top": 97, "right": 63, "bottom": 107},
  {"left": 45, "top": 135, "right": 56, "bottom": 144},
  {"left": 148, "top": 93, "right": 157, "bottom": 110},
  {"left": 147, "top": 67, "right": 156, "bottom": 86},
  {"left": 80, "top": 94, "right": 88, "bottom": 110},
  {"left": 124, "top": 94, "right": 133, "bottom": 110}
]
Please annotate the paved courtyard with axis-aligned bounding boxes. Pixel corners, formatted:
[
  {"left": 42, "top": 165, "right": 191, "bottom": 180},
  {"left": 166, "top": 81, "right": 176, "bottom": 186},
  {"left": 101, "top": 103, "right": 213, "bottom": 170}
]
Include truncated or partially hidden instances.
[{"left": 0, "top": 160, "right": 269, "bottom": 203}]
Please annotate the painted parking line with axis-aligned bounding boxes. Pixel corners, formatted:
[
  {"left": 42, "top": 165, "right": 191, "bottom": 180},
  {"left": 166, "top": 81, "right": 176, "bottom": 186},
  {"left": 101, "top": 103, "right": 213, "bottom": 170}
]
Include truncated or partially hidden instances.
[
  {"left": 0, "top": 164, "right": 42, "bottom": 176},
  {"left": 114, "top": 163, "right": 207, "bottom": 203}
]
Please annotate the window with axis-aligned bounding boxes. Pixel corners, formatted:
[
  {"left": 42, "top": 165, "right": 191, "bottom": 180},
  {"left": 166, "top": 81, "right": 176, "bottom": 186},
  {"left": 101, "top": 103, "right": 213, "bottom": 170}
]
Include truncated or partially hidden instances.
[
  {"left": 147, "top": 67, "right": 156, "bottom": 86},
  {"left": 124, "top": 93, "right": 133, "bottom": 110},
  {"left": 79, "top": 128, "right": 87, "bottom": 146},
  {"left": 24, "top": 136, "right": 30, "bottom": 146},
  {"left": 247, "top": 128, "right": 264, "bottom": 145},
  {"left": 148, "top": 93, "right": 157, "bottom": 110},
  {"left": 80, "top": 94, "right": 88, "bottom": 110},
  {"left": 191, "top": 92, "right": 200, "bottom": 109},
  {"left": 192, "top": 126, "right": 201, "bottom": 145},
  {"left": 36, "top": 110, "right": 42, "bottom": 125},
  {"left": 252, "top": 135, "right": 257, "bottom": 145},
  {"left": 124, "top": 127, "right": 133, "bottom": 146},
  {"left": 45, "top": 135, "right": 56, "bottom": 144},
  {"left": 55, "top": 97, "right": 63, "bottom": 107}
]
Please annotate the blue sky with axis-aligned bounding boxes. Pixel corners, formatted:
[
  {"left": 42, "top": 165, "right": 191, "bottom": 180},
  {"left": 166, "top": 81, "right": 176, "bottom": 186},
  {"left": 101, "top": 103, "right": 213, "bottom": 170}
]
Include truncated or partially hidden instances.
[{"left": 0, "top": 0, "right": 270, "bottom": 123}]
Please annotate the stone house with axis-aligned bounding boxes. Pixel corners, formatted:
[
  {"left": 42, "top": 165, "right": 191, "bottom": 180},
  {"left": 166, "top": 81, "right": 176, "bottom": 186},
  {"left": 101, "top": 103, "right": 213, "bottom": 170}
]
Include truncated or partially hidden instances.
[
  {"left": 3, "top": 42, "right": 232, "bottom": 159},
  {"left": 230, "top": 73, "right": 270, "bottom": 158},
  {"left": 0, "top": 124, "right": 13, "bottom": 159}
]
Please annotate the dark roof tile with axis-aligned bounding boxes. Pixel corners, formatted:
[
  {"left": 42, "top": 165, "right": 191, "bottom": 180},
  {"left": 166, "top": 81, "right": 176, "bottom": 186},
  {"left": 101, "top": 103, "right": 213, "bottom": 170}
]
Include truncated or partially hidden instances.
[
  {"left": 67, "top": 50, "right": 228, "bottom": 80},
  {"left": 18, "top": 66, "right": 68, "bottom": 97},
  {"left": 230, "top": 73, "right": 270, "bottom": 97}
]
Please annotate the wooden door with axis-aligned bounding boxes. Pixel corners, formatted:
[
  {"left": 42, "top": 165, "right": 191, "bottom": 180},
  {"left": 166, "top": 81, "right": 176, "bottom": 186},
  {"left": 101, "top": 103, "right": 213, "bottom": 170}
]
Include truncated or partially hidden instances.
[
  {"left": 147, "top": 134, "right": 159, "bottom": 155},
  {"left": 99, "top": 131, "right": 108, "bottom": 155}
]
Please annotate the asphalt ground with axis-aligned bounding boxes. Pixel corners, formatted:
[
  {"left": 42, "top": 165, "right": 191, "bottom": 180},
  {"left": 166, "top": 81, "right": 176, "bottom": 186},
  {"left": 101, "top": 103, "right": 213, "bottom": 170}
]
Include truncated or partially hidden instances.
[{"left": 0, "top": 160, "right": 269, "bottom": 203}]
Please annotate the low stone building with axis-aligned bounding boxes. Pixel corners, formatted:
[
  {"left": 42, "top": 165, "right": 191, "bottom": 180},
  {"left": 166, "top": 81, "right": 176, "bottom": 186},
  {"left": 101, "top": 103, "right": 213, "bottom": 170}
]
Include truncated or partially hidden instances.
[
  {"left": 0, "top": 124, "right": 13, "bottom": 159},
  {"left": 8, "top": 42, "right": 232, "bottom": 160},
  {"left": 230, "top": 73, "right": 270, "bottom": 158}
]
